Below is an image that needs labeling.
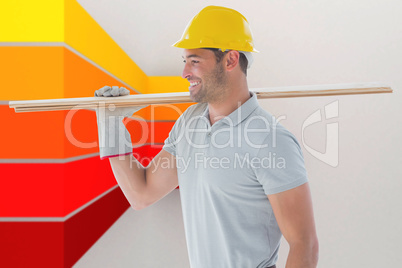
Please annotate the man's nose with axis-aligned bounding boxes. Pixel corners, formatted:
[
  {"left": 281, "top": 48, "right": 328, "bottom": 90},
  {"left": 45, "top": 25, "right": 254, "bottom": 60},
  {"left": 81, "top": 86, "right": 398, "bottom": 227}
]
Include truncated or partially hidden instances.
[{"left": 182, "top": 63, "right": 192, "bottom": 79}]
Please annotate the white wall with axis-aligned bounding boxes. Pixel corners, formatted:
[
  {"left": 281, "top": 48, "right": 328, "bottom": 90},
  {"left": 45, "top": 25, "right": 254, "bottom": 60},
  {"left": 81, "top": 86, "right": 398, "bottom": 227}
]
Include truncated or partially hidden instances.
[
  {"left": 253, "top": 1, "right": 402, "bottom": 266},
  {"left": 76, "top": 0, "right": 402, "bottom": 267}
]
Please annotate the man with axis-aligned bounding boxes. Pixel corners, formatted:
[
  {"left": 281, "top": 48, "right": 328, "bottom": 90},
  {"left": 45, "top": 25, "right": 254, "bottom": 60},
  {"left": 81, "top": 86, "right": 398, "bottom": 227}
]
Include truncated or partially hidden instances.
[{"left": 95, "top": 6, "right": 319, "bottom": 268}]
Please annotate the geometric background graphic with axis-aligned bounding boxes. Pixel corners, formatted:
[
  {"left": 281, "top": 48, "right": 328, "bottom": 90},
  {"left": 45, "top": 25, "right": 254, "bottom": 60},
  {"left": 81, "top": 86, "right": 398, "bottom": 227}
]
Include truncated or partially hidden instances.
[{"left": 0, "top": 0, "right": 189, "bottom": 267}]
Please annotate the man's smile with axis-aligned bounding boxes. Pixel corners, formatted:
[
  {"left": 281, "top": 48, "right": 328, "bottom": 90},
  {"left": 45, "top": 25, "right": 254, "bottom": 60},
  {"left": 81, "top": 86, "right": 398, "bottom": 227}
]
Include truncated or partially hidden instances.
[{"left": 189, "top": 81, "right": 201, "bottom": 89}]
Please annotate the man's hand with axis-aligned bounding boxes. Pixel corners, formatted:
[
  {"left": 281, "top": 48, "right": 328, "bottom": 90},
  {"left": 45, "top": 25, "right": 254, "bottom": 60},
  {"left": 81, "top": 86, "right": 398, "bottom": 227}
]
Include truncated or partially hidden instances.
[
  {"left": 95, "top": 85, "right": 131, "bottom": 97},
  {"left": 94, "top": 86, "right": 147, "bottom": 159}
]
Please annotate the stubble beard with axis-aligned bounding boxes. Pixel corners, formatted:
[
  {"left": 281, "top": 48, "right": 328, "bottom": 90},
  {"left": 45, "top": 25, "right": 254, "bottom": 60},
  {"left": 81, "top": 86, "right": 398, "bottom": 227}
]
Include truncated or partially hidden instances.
[{"left": 190, "top": 63, "right": 228, "bottom": 104}]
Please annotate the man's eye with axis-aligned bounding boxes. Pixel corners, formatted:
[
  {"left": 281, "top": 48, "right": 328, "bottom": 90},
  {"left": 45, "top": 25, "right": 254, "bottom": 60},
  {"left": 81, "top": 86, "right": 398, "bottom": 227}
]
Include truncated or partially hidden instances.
[{"left": 182, "top": 60, "right": 199, "bottom": 64}]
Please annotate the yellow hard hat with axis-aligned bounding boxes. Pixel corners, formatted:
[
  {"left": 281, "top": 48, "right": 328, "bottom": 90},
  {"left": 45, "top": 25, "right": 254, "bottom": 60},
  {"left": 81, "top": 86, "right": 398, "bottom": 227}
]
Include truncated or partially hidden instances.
[{"left": 173, "top": 6, "right": 259, "bottom": 53}]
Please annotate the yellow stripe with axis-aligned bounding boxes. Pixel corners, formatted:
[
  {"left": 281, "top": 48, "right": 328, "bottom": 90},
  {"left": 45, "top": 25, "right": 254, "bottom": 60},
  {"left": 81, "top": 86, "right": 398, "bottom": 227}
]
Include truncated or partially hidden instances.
[
  {"left": 0, "top": 1, "right": 189, "bottom": 97},
  {"left": 0, "top": 0, "right": 64, "bottom": 42},
  {"left": 0, "top": 47, "right": 64, "bottom": 100},
  {"left": 64, "top": 0, "right": 148, "bottom": 93},
  {"left": 148, "top": 76, "right": 189, "bottom": 94},
  {"left": 0, "top": 0, "right": 148, "bottom": 93}
]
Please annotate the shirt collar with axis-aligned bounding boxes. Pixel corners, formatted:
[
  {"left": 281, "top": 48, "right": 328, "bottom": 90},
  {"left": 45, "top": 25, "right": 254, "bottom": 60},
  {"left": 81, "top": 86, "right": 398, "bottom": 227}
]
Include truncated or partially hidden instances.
[{"left": 201, "top": 91, "right": 259, "bottom": 127}]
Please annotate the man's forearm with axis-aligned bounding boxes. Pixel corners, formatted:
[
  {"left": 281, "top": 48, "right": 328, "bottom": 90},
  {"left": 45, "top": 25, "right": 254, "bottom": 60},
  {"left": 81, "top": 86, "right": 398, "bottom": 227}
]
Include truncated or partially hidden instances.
[
  {"left": 109, "top": 154, "right": 148, "bottom": 210},
  {"left": 285, "top": 240, "right": 319, "bottom": 268}
]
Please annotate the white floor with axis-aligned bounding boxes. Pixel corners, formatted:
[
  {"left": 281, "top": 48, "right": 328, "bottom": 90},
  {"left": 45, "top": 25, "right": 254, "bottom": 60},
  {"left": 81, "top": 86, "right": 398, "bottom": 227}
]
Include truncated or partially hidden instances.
[{"left": 73, "top": 189, "right": 191, "bottom": 268}]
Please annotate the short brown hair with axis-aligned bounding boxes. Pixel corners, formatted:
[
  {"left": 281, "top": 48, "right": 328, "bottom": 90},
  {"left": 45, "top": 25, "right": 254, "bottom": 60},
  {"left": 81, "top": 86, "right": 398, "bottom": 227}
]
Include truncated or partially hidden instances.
[{"left": 204, "top": 48, "right": 248, "bottom": 76}]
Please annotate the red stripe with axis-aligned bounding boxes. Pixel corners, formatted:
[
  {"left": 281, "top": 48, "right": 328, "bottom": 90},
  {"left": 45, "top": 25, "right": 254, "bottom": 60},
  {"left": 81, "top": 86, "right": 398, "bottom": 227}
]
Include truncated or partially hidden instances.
[
  {"left": 0, "top": 186, "right": 129, "bottom": 268},
  {"left": 0, "top": 222, "right": 64, "bottom": 268},
  {"left": 133, "top": 144, "right": 163, "bottom": 166},
  {"left": 100, "top": 151, "right": 132, "bottom": 160},
  {"left": 64, "top": 186, "right": 130, "bottom": 267},
  {"left": 125, "top": 119, "right": 174, "bottom": 146},
  {"left": 0, "top": 157, "right": 116, "bottom": 217}
]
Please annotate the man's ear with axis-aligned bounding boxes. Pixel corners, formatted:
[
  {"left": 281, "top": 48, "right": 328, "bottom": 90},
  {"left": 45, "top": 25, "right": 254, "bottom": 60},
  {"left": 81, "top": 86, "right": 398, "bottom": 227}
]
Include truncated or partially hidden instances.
[{"left": 225, "top": 50, "right": 240, "bottom": 71}]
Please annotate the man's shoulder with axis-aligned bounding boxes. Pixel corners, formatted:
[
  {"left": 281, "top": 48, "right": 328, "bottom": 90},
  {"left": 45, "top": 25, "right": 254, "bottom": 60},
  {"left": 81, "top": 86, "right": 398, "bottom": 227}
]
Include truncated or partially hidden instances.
[
  {"left": 180, "top": 102, "right": 208, "bottom": 120},
  {"left": 249, "top": 106, "right": 299, "bottom": 143},
  {"left": 247, "top": 106, "right": 287, "bottom": 132}
]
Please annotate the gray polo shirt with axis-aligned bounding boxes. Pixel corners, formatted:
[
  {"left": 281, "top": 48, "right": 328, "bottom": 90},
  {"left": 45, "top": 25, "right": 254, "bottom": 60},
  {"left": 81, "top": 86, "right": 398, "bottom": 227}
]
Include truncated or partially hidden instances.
[{"left": 163, "top": 92, "right": 308, "bottom": 268}]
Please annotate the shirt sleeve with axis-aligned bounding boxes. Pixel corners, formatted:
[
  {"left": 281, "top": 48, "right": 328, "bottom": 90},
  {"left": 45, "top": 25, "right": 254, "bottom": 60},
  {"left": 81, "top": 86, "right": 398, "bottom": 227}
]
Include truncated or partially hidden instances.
[
  {"left": 162, "top": 120, "right": 179, "bottom": 156},
  {"left": 162, "top": 108, "right": 188, "bottom": 156},
  {"left": 254, "top": 129, "right": 308, "bottom": 195}
]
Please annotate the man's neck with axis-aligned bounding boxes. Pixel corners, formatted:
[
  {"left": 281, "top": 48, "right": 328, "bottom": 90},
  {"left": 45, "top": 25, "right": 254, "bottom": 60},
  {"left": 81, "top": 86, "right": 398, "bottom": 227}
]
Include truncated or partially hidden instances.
[{"left": 207, "top": 87, "right": 251, "bottom": 125}]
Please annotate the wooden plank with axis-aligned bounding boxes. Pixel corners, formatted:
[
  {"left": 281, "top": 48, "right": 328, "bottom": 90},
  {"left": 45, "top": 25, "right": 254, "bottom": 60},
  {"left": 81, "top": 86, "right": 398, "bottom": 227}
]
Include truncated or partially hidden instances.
[{"left": 9, "top": 82, "right": 392, "bottom": 113}]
